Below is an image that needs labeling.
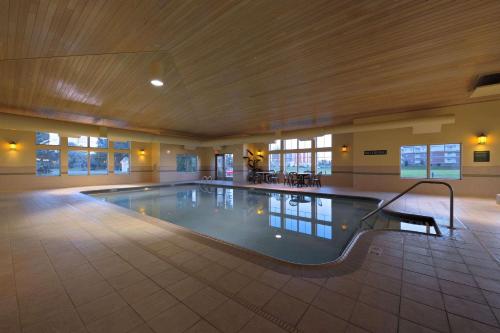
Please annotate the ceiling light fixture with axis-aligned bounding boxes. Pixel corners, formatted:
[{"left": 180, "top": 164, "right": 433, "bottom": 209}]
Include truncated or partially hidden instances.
[
  {"left": 150, "top": 60, "right": 165, "bottom": 87},
  {"left": 150, "top": 79, "right": 164, "bottom": 87}
]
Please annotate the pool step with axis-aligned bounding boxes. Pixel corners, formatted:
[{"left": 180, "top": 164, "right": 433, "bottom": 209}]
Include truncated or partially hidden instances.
[{"left": 369, "top": 213, "right": 439, "bottom": 235}]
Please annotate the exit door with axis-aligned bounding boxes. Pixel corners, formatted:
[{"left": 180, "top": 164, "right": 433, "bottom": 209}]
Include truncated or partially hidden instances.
[{"left": 215, "top": 154, "right": 234, "bottom": 180}]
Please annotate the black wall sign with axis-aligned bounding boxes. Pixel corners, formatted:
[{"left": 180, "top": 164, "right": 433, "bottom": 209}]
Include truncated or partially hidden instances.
[
  {"left": 474, "top": 151, "right": 490, "bottom": 162},
  {"left": 364, "top": 150, "right": 387, "bottom": 156}
]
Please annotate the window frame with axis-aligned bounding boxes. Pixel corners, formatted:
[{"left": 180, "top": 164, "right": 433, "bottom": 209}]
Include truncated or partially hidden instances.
[
  {"left": 36, "top": 149, "right": 61, "bottom": 177},
  {"left": 176, "top": 154, "right": 198, "bottom": 173},
  {"left": 400, "top": 143, "right": 462, "bottom": 180},
  {"left": 268, "top": 153, "right": 281, "bottom": 172},
  {"left": 315, "top": 151, "right": 332, "bottom": 175},
  {"left": 36, "top": 132, "right": 61, "bottom": 146}
]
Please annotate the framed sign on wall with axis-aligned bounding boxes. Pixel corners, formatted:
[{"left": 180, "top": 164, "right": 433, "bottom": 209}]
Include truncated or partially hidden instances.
[{"left": 473, "top": 151, "right": 490, "bottom": 162}]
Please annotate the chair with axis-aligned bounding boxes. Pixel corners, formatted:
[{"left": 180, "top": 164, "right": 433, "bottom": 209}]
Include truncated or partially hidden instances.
[
  {"left": 288, "top": 172, "right": 299, "bottom": 187},
  {"left": 312, "top": 171, "right": 322, "bottom": 187},
  {"left": 268, "top": 171, "right": 279, "bottom": 184}
]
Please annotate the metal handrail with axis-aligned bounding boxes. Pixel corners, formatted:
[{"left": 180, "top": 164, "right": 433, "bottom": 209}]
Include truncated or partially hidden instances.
[{"left": 360, "top": 181, "right": 454, "bottom": 229}]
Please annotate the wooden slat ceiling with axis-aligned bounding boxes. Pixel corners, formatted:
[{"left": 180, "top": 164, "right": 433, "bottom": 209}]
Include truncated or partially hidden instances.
[{"left": 1, "top": 0, "right": 500, "bottom": 138}]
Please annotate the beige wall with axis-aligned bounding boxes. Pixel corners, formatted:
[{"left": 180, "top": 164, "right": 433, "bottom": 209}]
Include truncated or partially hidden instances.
[
  {"left": 0, "top": 129, "right": 153, "bottom": 191},
  {"left": 1, "top": 100, "right": 498, "bottom": 197},
  {"left": 155, "top": 143, "right": 211, "bottom": 183},
  {"left": 352, "top": 101, "right": 500, "bottom": 197}
]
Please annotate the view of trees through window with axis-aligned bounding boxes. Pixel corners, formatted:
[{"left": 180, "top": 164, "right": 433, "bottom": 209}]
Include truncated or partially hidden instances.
[
  {"left": 68, "top": 151, "right": 89, "bottom": 175},
  {"left": 90, "top": 152, "right": 108, "bottom": 175},
  {"left": 176, "top": 154, "right": 198, "bottom": 172},
  {"left": 36, "top": 150, "right": 60, "bottom": 176},
  {"left": 36, "top": 132, "right": 60, "bottom": 145}
]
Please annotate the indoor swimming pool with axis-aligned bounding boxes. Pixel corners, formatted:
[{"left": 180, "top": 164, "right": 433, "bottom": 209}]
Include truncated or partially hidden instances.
[{"left": 89, "top": 184, "right": 382, "bottom": 264}]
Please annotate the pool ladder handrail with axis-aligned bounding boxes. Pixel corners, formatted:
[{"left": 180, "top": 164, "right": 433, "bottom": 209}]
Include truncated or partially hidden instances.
[{"left": 360, "top": 181, "right": 454, "bottom": 229}]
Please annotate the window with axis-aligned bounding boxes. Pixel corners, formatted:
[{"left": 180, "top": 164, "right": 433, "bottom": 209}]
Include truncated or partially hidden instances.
[
  {"left": 68, "top": 151, "right": 88, "bottom": 175},
  {"left": 297, "top": 152, "right": 311, "bottom": 172},
  {"left": 268, "top": 154, "right": 280, "bottom": 172},
  {"left": 113, "top": 141, "right": 130, "bottom": 150},
  {"left": 114, "top": 153, "right": 130, "bottom": 174},
  {"left": 284, "top": 139, "right": 298, "bottom": 150},
  {"left": 90, "top": 137, "right": 108, "bottom": 148},
  {"left": 176, "top": 154, "right": 198, "bottom": 172},
  {"left": 284, "top": 153, "right": 297, "bottom": 173},
  {"left": 36, "top": 132, "right": 60, "bottom": 145},
  {"left": 298, "top": 139, "right": 312, "bottom": 149},
  {"left": 430, "top": 144, "right": 461, "bottom": 179},
  {"left": 90, "top": 152, "right": 108, "bottom": 175},
  {"left": 316, "top": 151, "right": 332, "bottom": 175},
  {"left": 400, "top": 144, "right": 461, "bottom": 179},
  {"left": 268, "top": 140, "right": 281, "bottom": 151},
  {"left": 400, "top": 145, "right": 427, "bottom": 178},
  {"left": 316, "top": 134, "right": 332, "bottom": 148},
  {"left": 36, "top": 150, "right": 60, "bottom": 176},
  {"left": 68, "top": 136, "right": 88, "bottom": 147}
]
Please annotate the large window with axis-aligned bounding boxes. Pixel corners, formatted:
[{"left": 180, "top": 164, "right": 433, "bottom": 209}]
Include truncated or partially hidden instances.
[
  {"left": 114, "top": 153, "right": 130, "bottom": 174},
  {"left": 284, "top": 139, "right": 298, "bottom": 150},
  {"left": 400, "top": 144, "right": 461, "bottom": 179},
  {"left": 176, "top": 154, "right": 198, "bottom": 172},
  {"left": 268, "top": 140, "right": 281, "bottom": 151},
  {"left": 68, "top": 151, "right": 89, "bottom": 175},
  {"left": 68, "top": 136, "right": 88, "bottom": 147},
  {"left": 297, "top": 152, "right": 311, "bottom": 172},
  {"left": 284, "top": 153, "right": 297, "bottom": 173},
  {"left": 400, "top": 145, "right": 428, "bottom": 178},
  {"left": 316, "top": 134, "right": 332, "bottom": 148},
  {"left": 90, "top": 137, "right": 108, "bottom": 148},
  {"left": 430, "top": 144, "right": 461, "bottom": 179},
  {"left": 316, "top": 151, "right": 332, "bottom": 175},
  {"left": 269, "top": 154, "right": 280, "bottom": 172},
  {"left": 298, "top": 140, "right": 312, "bottom": 149},
  {"left": 269, "top": 134, "right": 334, "bottom": 174},
  {"left": 36, "top": 150, "right": 60, "bottom": 176},
  {"left": 90, "top": 152, "right": 108, "bottom": 175},
  {"left": 36, "top": 132, "right": 60, "bottom": 146}
]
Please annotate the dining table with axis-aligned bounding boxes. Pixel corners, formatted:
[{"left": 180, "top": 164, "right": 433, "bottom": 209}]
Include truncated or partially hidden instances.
[
  {"left": 255, "top": 171, "right": 273, "bottom": 183},
  {"left": 296, "top": 173, "right": 312, "bottom": 187}
]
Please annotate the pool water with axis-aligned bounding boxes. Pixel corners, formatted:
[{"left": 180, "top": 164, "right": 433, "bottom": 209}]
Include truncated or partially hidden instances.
[{"left": 90, "top": 184, "right": 380, "bottom": 264}]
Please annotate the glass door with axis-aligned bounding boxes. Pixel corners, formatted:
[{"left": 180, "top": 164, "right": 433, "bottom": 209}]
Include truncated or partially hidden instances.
[
  {"left": 215, "top": 153, "right": 234, "bottom": 180},
  {"left": 224, "top": 154, "right": 233, "bottom": 179}
]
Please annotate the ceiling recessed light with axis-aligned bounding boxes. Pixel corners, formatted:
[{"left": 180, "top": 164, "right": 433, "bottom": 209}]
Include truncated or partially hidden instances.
[{"left": 150, "top": 79, "right": 164, "bottom": 87}]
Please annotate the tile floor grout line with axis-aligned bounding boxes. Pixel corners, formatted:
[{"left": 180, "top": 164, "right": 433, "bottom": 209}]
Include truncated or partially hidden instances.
[{"left": 66, "top": 199, "right": 301, "bottom": 333}]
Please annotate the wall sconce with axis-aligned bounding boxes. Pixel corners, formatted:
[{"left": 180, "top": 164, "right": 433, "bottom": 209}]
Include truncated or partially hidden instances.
[
  {"left": 9, "top": 141, "right": 17, "bottom": 151},
  {"left": 341, "top": 223, "right": 348, "bottom": 231},
  {"left": 341, "top": 145, "right": 348, "bottom": 152},
  {"left": 257, "top": 150, "right": 264, "bottom": 158},
  {"left": 139, "top": 149, "right": 146, "bottom": 156},
  {"left": 477, "top": 133, "right": 487, "bottom": 145}
]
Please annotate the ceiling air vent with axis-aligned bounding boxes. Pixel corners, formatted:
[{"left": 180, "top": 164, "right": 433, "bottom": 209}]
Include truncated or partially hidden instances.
[{"left": 471, "top": 73, "right": 500, "bottom": 98}]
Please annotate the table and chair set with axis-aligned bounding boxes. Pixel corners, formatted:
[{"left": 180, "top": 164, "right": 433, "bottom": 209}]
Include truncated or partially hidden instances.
[{"left": 251, "top": 170, "right": 322, "bottom": 187}]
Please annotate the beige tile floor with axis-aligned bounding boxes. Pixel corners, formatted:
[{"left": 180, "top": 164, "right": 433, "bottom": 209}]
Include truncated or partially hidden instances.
[{"left": 0, "top": 181, "right": 499, "bottom": 333}]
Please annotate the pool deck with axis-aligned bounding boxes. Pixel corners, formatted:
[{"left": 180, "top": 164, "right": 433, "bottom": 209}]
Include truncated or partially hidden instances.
[{"left": 1, "top": 182, "right": 499, "bottom": 333}]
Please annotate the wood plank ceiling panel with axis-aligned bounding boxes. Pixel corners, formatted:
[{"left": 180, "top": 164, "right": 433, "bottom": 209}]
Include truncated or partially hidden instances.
[{"left": 0, "top": 0, "right": 499, "bottom": 137}]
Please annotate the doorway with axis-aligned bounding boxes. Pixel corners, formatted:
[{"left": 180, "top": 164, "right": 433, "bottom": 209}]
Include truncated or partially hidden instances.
[{"left": 215, "top": 154, "right": 234, "bottom": 180}]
